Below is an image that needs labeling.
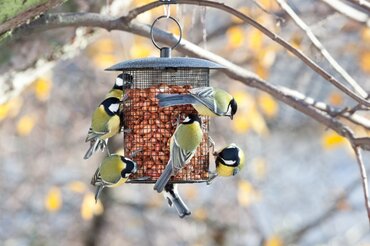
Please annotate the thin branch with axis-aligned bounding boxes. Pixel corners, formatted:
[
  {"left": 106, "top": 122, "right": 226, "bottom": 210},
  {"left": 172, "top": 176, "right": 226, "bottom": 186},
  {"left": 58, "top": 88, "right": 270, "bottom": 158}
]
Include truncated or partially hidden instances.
[
  {"left": 321, "top": 0, "right": 370, "bottom": 26},
  {"left": 124, "top": 0, "right": 370, "bottom": 107},
  {"left": 347, "top": 0, "right": 370, "bottom": 13},
  {"left": 353, "top": 146, "right": 370, "bottom": 225},
  {"left": 10, "top": 12, "right": 370, "bottom": 152},
  {"left": 276, "top": 0, "right": 368, "bottom": 99}
]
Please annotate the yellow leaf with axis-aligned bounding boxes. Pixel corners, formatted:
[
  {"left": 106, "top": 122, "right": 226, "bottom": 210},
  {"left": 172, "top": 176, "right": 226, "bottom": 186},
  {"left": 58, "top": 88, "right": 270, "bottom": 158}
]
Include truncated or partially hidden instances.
[
  {"left": 16, "top": 115, "right": 36, "bottom": 136},
  {"left": 238, "top": 180, "right": 260, "bottom": 207},
  {"left": 249, "top": 108, "right": 269, "bottom": 136},
  {"left": 81, "top": 192, "right": 104, "bottom": 221},
  {"left": 44, "top": 186, "right": 62, "bottom": 212},
  {"left": 88, "top": 38, "right": 115, "bottom": 54},
  {"left": 361, "top": 27, "right": 370, "bottom": 42},
  {"left": 328, "top": 92, "right": 344, "bottom": 106},
  {"left": 264, "top": 235, "right": 283, "bottom": 246},
  {"left": 322, "top": 131, "right": 347, "bottom": 150},
  {"left": 290, "top": 34, "right": 303, "bottom": 50},
  {"left": 130, "top": 43, "right": 153, "bottom": 58},
  {"left": 360, "top": 51, "right": 370, "bottom": 73},
  {"left": 93, "top": 54, "right": 118, "bottom": 69},
  {"left": 258, "top": 92, "right": 278, "bottom": 118},
  {"left": 248, "top": 28, "right": 263, "bottom": 52},
  {"left": 193, "top": 208, "right": 207, "bottom": 221},
  {"left": 232, "top": 115, "right": 251, "bottom": 133},
  {"left": 183, "top": 185, "right": 198, "bottom": 201},
  {"left": 34, "top": 78, "right": 52, "bottom": 102},
  {"left": 254, "top": 62, "right": 269, "bottom": 80},
  {"left": 252, "top": 157, "right": 267, "bottom": 180},
  {"left": 0, "top": 102, "right": 10, "bottom": 121},
  {"left": 227, "top": 26, "right": 245, "bottom": 48},
  {"left": 67, "top": 181, "right": 87, "bottom": 193}
]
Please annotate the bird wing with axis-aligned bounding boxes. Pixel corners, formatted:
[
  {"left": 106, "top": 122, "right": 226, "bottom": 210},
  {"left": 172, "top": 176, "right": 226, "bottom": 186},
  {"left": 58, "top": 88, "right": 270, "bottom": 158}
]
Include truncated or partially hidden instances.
[
  {"left": 171, "top": 136, "right": 196, "bottom": 172},
  {"left": 90, "top": 167, "right": 116, "bottom": 187},
  {"left": 189, "top": 87, "right": 223, "bottom": 116}
]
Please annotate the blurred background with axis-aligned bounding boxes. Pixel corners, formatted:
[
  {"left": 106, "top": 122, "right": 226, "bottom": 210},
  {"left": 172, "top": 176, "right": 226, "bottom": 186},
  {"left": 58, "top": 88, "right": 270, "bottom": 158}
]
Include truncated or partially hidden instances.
[{"left": 0, "top": 0, "right": 370, "bottom": 245}]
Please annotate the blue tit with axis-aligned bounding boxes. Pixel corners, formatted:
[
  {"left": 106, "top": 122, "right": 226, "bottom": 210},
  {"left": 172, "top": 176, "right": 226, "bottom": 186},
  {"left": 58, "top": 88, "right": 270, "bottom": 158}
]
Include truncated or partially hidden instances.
[
  {"left": 208, "top": 143, "right": 245, "bottom": 183},
  {"left": 84, "top": 97, "right": 122, "bottom": 159},
  {"left": 157, "top": 87, "right": 238, "bottom": 119},
  {"left": 164, "top": 183, "right": 191, "bottom": 218},
  {"left": 154, "top": 114, "right": 203, "bottom": 192},
  {"left": 105, "top": 73, "right": 133, "bottom": 100},
  {"left": 91, "top": 154, "right": 137, "bottom": 202}
]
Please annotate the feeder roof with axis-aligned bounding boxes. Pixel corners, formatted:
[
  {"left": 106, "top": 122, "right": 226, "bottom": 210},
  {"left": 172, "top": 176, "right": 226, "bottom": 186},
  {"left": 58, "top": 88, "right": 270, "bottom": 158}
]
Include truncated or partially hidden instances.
[{"left": 105, "top": 57, "right": 223, "bottom": 71}]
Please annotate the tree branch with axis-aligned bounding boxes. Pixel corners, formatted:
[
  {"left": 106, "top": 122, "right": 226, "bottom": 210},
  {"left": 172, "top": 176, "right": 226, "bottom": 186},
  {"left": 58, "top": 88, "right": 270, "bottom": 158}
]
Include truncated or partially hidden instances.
[
  {"left": 123, "top": 0, "right": 370, "bottom": 107},
  {"left": 276, "top": 0, "right": 368, "bottom": 99},
  {"left": 321, "top": 0, "right": 370, "bottom": 26}
]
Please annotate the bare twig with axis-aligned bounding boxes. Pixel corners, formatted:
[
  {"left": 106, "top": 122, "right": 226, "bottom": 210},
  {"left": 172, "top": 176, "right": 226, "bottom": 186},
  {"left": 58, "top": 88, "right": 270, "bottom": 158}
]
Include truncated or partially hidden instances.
[
  {"left": 352, "top": 146, "right": 370, "bottom": 225},
  {"left": 348, "top": 0, "right": 370, "bottom": 13},
  {"left": 125, "top": 0, "right": 370, "bottom": 107},
  {"left": 321, "top": 0, "right": 370, "bottom": 26},
  {"left": 276, "top": 0, "right": 369, "bottom": 99},
  {"left": 249, "top": 0, "right": 285, "bottom": 24}
]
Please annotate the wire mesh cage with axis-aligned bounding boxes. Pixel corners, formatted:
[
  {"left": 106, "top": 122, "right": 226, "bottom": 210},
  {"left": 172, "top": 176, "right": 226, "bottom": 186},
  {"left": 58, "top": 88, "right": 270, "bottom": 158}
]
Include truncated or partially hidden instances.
[{"left": 106, "top": 57, "right": 223, "bottom": 183}]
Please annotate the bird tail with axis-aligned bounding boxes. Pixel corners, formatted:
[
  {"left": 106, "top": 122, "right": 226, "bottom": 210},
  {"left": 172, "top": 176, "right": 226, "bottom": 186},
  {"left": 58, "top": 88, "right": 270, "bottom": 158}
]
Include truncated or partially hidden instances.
[
  {"left": 156, "top": 94, "right": 197, "bottom": 107},
  {"left": 83, "top": 139, "right": 106, "bottom": 159},
  {"left": 164, "top": 184, "right": 191, "bottom": 218},
  {"left": 154, "top": 163, "right": 173, "bottom": 193}
]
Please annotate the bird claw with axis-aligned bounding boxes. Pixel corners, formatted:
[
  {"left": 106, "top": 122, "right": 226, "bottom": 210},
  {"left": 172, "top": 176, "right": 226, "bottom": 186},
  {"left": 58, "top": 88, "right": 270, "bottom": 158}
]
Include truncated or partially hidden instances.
[
  {"left": 130, "top": 149, "right": 143, "bottom": 158},
  {"left": 206, "top": 172, "right": 218, "bottom": 185},
  {"left": 134, "top": 176, "right": 151, "bottom": 181},
  {"left": 208, "top": 136, "right": 216, "bottom": 153}
]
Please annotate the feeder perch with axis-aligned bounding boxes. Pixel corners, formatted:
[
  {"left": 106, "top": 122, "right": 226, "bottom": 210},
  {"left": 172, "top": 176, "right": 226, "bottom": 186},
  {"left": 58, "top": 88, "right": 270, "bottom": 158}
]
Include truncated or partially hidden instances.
[{"left": 105, "top": 15, "right": 223, "bottom": 184}]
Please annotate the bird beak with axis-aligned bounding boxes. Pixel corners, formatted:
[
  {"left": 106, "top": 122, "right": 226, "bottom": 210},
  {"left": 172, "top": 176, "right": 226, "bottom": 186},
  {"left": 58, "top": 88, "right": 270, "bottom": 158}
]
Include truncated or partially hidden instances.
[{"left": 230, "top": 115, "right": 233, "bottom": 120}]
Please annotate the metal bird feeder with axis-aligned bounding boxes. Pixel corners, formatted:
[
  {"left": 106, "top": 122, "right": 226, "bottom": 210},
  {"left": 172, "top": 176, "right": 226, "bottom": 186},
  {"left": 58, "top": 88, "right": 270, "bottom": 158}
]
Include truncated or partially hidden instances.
[{"left": 105, "top": 14, "right": 223, "bottom": 184}]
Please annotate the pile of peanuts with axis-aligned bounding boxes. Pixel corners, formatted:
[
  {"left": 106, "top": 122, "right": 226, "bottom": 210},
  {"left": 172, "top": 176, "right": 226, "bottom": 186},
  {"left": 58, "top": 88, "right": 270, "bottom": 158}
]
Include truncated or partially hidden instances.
[{"left": 123, "top": 83, "right": 209, "bottom": 182}]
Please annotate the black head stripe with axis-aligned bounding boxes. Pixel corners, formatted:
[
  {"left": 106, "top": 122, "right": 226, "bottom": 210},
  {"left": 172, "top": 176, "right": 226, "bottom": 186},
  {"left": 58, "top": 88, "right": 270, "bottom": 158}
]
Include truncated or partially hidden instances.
[
  {"left": 230, "top": 98, "right": 238, "bottom": 116},
  {"left": 219, "top": 147, "right": 240, "bottom": 167},
  {"left": 101, "top": 97, "right": 121, "bottom": 116},
  {"left": 183, "top": 113, "right": 202, "bottom": 125}
]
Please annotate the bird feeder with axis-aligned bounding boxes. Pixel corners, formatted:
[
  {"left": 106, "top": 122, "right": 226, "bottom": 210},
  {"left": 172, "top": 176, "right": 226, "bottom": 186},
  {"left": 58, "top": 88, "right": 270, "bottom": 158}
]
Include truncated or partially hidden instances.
[{"left": 105, "top": 15, "right": 223, "bottom": 184}]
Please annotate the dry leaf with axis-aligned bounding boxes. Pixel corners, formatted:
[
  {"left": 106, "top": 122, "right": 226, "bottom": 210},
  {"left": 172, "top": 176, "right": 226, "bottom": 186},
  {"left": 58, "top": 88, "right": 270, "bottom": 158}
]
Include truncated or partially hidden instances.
[
  {"left": 34, "top": 78, "right": 52, "bottom": 102},
  {"left": 361, "top": 27, "right": 370, "bottom": 42},
  {"left": 67, "top": 181, "right": 87, "bottom": 193},
  {"left": 16, "top": 115, "right": 36, "bottom": 136},
  {"left": 232, "top": 115, "right": 251, "bottom": 133},
  {"left": 0, "top": 97, "right": 23, "bottom": 121},
  {"left": 193, "top": 208, "right": 207, "bottom": 221},
  {"left": 81, "top": 192, "right": 104, "bottom": 221},
  {"left": 45, "top": 186, "right": 62, "bottom": 212},
  {"left": 322, "top": 131, "right": 347, "bottom": 150},
  {"left": 252, "top": 157, "right": 267, "bottom": 180},
  {"left": 258, "top": 92, "right": 278, "bottom": 118},
  {"left": 264, "top": 235, "right": 283, "bottom": 246},
  {"left": 238, "top": 180, "right": 260, "bottom": 207},
  {"left": 130, "top": 43, "right": 153, "bottom": 58},
  {"left": 328, "top": 92, "right": 344, "bottom": 106},
  {"left": 360, "top": 51, "right": 370, "bottom": 73},
  {"left": 227, "top": 26, "right": 245, "bottom": 48},
  {"left": 248, "top": 28, "right": 263, "bottom": 52},
  {"left": 249, "top": 108, "right": 269, "bottom": 136}
]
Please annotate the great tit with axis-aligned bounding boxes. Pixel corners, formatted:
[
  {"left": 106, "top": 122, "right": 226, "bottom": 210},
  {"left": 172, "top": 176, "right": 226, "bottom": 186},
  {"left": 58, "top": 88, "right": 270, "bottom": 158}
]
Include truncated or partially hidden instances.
[
  {"left": 91, "top": 154, "right": 137, "bottom": 202},
  {"left": 154, "top": 114, "right": 203, "bottom": 193},
  {"left": 105, "top": 73, "right": 133, "bottom": 100},
  {"left": 208, "top": 143, "right": 245, "bottom": 183},
  {"left": 164, "top": 183, "right": 191, "bottom": 218},
  {"left": 157, "top": 87, "right": 238, "bottom": 119},
  {"left": 84, "top": 97, "right": 121, "bottom": 159}
]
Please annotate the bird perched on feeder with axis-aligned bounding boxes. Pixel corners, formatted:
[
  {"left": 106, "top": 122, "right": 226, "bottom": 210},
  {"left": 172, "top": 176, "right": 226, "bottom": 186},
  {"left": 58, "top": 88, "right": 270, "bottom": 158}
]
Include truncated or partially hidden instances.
[
  {"left": 105, "top": 73, "right": 133, "bottom": 100},
  {"left": 208, "top": 143, "right": 245, "bottom": 184},
  {"left": 164, "top": 183, "right": 191, "bottom": 218},
  {"left": 91, "top": 154, "right": 137, "bottom": 202},
  {"left": 84, "top": 97, "right": 122, "bottom": 159},
  {"left": 156, "top": 87, "right": 238, "bottom": 119},
  {"left": 154, "top": 114, "right": 203, "bottom": 193}
]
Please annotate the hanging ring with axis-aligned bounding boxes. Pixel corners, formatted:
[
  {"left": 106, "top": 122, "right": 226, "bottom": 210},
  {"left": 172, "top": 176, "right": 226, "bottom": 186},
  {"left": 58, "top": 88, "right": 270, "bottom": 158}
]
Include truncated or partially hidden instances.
[{"left": 150, "top": 15, "right": 182, "bottom": 50}]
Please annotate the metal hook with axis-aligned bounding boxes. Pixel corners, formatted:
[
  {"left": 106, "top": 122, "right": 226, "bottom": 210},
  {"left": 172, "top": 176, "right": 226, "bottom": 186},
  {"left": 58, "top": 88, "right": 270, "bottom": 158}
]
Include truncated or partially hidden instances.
[{"left": 150, "top": 15, "right": 182, "bottom": 50}]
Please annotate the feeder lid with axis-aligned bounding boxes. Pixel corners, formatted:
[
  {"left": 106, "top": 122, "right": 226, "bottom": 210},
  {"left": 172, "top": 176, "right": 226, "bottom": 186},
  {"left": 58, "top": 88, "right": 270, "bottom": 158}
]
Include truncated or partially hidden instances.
[{"left": 105, "top": 57, "right": 224, "bottom": 71}]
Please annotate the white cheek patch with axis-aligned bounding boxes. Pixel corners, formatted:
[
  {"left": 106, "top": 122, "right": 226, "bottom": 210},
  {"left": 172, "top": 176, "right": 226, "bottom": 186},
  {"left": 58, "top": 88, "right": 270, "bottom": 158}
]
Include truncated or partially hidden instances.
[
  {"left": 183, "top": 117, "right": 191, "bottom": 123},
  {"left": 109, "top": 103, "right": 119, "bottom": 113},
  {"left": 115, "top": 77, "right": 123, "bottom": 86},
  {"left": 226, "top": 105, "right": 232, "bottom": 116},
  {"left": 222, "top": 158, "right": 237, "bottom": 165}
]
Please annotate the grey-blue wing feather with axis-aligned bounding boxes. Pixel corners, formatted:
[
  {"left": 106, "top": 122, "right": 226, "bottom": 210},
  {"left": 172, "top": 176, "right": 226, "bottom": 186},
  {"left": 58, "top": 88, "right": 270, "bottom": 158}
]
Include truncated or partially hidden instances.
[{"left": 157, "top": 94, "right": 198, "bottom": 107}]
